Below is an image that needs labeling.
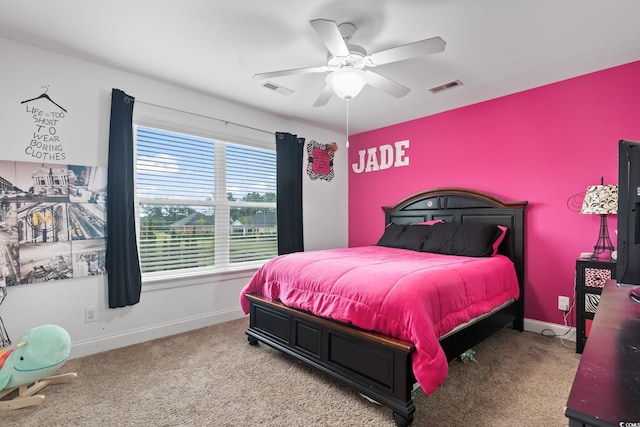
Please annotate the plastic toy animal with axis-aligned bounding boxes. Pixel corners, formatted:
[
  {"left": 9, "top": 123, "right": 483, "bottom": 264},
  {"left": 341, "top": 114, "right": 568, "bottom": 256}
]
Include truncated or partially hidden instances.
[{"left": 0, "top": 324, "right": 76, "bottom": 410}]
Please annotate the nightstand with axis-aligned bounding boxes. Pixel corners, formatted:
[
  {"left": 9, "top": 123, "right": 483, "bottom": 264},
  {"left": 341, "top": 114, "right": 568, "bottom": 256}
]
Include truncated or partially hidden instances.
[{"left": 575, "top": 258, "right": 616, "bottom": 354}]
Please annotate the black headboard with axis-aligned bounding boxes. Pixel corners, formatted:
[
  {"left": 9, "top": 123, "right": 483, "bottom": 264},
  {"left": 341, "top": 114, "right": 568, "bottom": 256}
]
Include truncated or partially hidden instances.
[{"left": 382, "top": 187, "right": 528, "bottom": 324}]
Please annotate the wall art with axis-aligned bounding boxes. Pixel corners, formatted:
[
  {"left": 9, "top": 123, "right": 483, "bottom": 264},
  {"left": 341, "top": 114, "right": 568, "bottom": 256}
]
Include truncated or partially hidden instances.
[
  {"left": 306, "top": 140, "right": 338, "bottom": 181},
  {"left": 0, "top": 161, "right": 106, "bottom": 286}
]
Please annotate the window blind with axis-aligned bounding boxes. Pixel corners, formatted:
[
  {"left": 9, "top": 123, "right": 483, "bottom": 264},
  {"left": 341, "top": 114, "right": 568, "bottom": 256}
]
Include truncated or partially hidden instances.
[{"left": 135, "top": 125, "right": 276, "bottom": 276}]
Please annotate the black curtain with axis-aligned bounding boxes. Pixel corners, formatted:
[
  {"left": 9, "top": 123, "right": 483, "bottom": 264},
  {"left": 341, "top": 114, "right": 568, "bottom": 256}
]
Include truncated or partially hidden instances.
[
  {"left": 106, "top": 89, "right": 142, "bottom": 308},
  {"left": 276, "top": 132, "right": 304, "bottom": 255}
]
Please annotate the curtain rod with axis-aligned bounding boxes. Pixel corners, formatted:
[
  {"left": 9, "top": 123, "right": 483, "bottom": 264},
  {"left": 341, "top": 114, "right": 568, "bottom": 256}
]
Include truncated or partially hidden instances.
[{"left": 133, "top": 99, "right": 275, "bottom": 136}]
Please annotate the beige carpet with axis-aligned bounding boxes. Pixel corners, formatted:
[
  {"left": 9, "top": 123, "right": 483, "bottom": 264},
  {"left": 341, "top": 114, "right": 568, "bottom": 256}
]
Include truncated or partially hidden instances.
[{"left": 1, "top": 317, "right": 580, "bottom": 426}]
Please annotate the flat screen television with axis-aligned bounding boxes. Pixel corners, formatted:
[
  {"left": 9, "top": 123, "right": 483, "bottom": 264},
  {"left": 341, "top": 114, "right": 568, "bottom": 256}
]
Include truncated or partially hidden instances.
[{"left": 617, "top": 139, "right": 640, "bottom": 286}]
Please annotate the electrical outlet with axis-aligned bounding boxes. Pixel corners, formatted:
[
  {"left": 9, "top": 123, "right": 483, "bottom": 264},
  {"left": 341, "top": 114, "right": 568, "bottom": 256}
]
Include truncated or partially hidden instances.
[
  {"left": 558, "top": 296, "right": 570, "bottom": 311},
  {"left": 85, "top": 306, "right": 97, "bottom": 323}
]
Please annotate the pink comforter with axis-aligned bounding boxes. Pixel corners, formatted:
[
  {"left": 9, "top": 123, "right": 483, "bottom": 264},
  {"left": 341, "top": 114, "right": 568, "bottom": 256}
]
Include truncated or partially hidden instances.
[{"left": 240, "top": 246, "right": 519, "bottom": 395}]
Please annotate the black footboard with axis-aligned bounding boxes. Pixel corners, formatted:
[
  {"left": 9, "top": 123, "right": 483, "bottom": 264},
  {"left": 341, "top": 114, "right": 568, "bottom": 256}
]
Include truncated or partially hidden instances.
[{"left": 245, "top": 294, "right": 417, "bottom": 426}]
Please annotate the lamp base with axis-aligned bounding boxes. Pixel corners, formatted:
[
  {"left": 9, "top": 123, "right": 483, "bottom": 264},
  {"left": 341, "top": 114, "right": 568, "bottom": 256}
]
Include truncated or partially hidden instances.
[{"left": 593, "top": 214, "right": 615, "bottom": 259}]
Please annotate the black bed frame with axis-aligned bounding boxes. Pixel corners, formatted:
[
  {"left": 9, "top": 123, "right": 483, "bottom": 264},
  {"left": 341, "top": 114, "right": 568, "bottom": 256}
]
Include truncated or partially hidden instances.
[{"left": 244, "top": 188, "right": 527, "bottom": 426}]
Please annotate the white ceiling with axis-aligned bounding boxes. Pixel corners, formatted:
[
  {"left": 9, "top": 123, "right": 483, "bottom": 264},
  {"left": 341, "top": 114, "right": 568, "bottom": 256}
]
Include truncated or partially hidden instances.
[{"left": 1, "top": 0, "right": 639, "bottom": 134}]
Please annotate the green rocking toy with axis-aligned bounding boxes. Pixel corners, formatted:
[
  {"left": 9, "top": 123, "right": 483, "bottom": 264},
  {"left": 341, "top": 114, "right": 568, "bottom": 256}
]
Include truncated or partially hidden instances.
[{"left": 0, "top": 324, "right": 77, "bottom": 410}]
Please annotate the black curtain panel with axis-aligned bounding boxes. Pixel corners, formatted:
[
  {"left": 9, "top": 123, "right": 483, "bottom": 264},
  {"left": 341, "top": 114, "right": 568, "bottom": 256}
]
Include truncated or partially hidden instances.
[
  {"left": 106, "top": 89, "right": 142, "bottom": 308},
  {"left": 276, "top": 132, "right": 304, "bottom": 255}
]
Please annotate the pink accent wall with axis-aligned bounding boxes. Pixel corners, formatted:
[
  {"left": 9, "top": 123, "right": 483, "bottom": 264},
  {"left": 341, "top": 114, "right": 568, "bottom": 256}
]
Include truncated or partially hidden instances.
[{"left": 348, "top": 61, "right": 640, "bottom": 326}]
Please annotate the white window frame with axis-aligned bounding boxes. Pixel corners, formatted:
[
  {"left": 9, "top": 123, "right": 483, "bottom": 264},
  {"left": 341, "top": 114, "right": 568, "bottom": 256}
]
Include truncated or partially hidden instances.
[{"left": 133, "top": 104, "right": 276, "bottom": 287}]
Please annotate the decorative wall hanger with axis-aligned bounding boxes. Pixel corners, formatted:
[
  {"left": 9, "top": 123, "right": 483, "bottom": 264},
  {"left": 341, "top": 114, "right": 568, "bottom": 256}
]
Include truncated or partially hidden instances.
[
  {"left": 20, "top": 85, "right": 68, "bottom": 162},
  {"left": 20, "top": 86, "right": 67, "bottom": 112},
  {"left": 306, "top": 140, "right": 338, "bottom": 181}
]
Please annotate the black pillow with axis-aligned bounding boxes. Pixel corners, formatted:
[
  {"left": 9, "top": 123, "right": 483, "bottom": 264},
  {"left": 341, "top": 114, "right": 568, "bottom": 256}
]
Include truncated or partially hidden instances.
[
  {"left": 376, "top": 224, "right": 431, "bottom": 251},
  {"left": 376, "top": 223, "right": 406, "bottom": 248},
  {"left": 421, "top": 223, "right": 502, "bottom": 257},
  {"left": 397, "top": 224, "right": 431, "bottom": 251}
]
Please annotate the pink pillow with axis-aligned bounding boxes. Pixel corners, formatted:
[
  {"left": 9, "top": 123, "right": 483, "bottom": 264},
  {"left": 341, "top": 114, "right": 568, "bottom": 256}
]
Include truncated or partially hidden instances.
[
  {"left": 492, "top": 226, "right": 508, "bottom": 256},
  {"left": 413, "top": 219, "right": 444, "bottom": 226}
]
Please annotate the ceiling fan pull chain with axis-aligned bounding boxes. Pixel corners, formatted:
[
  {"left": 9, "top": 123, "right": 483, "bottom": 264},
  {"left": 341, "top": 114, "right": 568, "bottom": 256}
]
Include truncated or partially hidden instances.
[{"left": 346, "top": 99, "right": 350, "bottom": 149}]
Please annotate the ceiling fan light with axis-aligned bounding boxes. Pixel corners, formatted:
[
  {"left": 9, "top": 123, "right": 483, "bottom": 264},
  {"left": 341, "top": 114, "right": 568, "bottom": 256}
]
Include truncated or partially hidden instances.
[{"left": 326, "top": 69, "right": 367, "bottom": 100}]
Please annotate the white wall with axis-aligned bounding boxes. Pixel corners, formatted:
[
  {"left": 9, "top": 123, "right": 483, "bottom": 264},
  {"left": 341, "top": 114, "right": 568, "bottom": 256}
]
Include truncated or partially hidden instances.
[{"left": 0, "top": 37, "right": 348, "bottom": 358}]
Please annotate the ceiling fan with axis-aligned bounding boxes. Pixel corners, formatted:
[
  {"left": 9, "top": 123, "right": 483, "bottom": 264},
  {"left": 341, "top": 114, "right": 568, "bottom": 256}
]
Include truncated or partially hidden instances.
[{"left": 253, "top": 18, "right": 446, "bottom": 107}]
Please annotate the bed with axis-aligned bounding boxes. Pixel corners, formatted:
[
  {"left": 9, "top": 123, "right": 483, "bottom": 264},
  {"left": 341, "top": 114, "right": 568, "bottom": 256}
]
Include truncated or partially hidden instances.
[{"left": 241, "top": 187, "right": 526, "bottom": 426}]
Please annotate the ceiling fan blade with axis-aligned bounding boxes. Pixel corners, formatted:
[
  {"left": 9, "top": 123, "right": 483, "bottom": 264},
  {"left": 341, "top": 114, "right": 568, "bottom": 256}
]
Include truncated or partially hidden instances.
[
  {"left": 310, "top": 19, "right": 350, "bottom": 57},
  {"left": 253, "top": 65, "right": 329, "bottom": 79},
  {"left": 312, "top": 84, "right": 334, "bottom": 107},
  {"left": 362, "top": 71, "right": 410, "bottom": 98},
  {"left": 369, "top": 36, "right": 446, "bottom": 66}
]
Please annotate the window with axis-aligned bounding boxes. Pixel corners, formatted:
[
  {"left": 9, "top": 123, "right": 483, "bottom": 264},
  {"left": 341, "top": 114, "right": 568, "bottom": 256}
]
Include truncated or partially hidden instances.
[{"left": 135, "top": 125, "right": 277, "bottom": 277}]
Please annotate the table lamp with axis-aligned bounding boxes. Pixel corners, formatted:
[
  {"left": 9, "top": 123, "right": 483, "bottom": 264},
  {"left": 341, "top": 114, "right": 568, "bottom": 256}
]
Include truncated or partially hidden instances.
[{"left": 580, "top": 178, "right": 618, "bottom": 258}]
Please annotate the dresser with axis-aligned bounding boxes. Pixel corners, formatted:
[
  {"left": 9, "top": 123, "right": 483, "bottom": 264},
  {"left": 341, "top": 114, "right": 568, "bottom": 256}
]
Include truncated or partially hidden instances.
[
  {"left": 565, "top": 280, "right": 640, "bottom": 426},
  {"left": 575, "top": 259, "right": 616, "bottom": 354}
]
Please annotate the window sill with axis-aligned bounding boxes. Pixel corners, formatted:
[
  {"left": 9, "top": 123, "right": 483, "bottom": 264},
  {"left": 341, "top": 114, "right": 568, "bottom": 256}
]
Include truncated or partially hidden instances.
[{"left": 141, "top": 262, "right": 265, "bottom": 292}]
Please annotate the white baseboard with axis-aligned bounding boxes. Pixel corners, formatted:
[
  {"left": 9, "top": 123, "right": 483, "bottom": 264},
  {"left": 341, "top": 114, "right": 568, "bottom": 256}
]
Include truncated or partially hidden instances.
[
  {"left": 69, "top": 313, "right": 576, "bottom": 360},
  {"left": 523, "top": 318, "right": 576, "bottom": 341},
  {"left": 70, "top": 308, "right": 246, "bottom": 359}
]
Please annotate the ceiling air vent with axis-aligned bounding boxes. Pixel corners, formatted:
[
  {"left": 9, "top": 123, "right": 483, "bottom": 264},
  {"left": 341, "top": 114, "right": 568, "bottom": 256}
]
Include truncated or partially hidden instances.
[
  {"left": 262, "top": 81, "right": 293, "bottom": 96},
  {"left": 428, "top": 79, "right": 463, "bottom": 94}
]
